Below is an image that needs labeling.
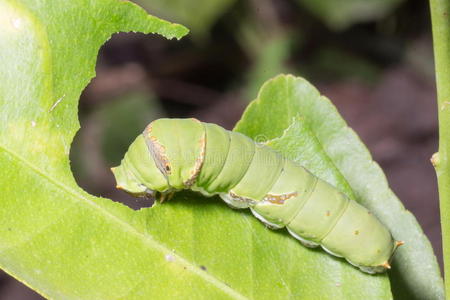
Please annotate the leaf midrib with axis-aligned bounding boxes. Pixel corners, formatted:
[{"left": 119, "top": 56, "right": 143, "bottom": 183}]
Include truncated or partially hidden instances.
[{"left": 0, "top": 142, "right": 248, "bottom": 300}]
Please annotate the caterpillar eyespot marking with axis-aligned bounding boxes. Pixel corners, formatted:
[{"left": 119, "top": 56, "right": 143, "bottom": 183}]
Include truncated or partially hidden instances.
[{"left": 112, "top": 118, "right": 402, "bottom": 273}]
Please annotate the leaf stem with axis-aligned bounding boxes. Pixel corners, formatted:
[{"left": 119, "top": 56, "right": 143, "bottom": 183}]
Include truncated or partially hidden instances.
[{"left": 430, "top": 0, "right": 450, "bottom": 297}]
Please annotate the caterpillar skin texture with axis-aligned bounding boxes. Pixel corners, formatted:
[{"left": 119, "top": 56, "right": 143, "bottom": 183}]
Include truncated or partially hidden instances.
[{"left": 112, "top": 118, "right": 401, "bottom": 274}]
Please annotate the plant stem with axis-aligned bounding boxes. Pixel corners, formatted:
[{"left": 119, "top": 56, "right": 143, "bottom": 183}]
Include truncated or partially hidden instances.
[{"left": 430, "top": 0, "right": 450, "bottom": 297}]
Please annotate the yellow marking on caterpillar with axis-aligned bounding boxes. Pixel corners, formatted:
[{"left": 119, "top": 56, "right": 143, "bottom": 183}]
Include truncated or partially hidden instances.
[{"left": 263, "top": 192, "right": 298, "bottom": 205}]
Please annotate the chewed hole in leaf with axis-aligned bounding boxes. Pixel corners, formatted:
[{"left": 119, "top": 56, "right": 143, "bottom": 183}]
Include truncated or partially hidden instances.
[
  {"left": 70, "top": 33, "right": 170, "bottom": 210},
  {"left": 69, "top": 31, "right": 242, "bottom": 210},
  {"left": 70, "top": 94, "right": 162, "bottom": 209}
]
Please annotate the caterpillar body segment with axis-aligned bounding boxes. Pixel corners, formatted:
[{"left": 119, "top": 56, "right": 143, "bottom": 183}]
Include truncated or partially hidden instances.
[{"left": 112, "top": 118, "right": 401, "bottom": 274}]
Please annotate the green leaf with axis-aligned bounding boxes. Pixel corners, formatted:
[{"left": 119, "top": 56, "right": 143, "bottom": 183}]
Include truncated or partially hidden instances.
[
  {"left": 0, "top": 0, "right": 438, "bottom": 298},
  {"left": 235, "top": 74, "right": 445, "bottom": 300},
  {"left": 0, "top": 0, "right": 388, "bottom": 298},
  {"left": 133, "top": 0, "right": 236, "bottom": 38},
  {"left": 295, "top": 0, "right": 403, "bottom": 30}
]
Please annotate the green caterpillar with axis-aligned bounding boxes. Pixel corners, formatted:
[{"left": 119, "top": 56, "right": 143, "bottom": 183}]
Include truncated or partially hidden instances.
[{"left": 112, "top": 118, "right": 402, "bottom": 274}]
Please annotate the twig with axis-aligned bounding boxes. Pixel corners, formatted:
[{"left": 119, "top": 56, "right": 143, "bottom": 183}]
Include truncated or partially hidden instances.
[{"left": 430, "top": 0, "right": 450, "bottom": 297}]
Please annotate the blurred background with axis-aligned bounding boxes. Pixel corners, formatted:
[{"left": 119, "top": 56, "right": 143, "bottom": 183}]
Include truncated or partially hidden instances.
[{"left": 1, "top": 0, "right": 441, "bottom": 298}]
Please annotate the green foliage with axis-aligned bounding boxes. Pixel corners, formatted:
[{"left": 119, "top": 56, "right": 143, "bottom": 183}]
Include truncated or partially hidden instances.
[
  {"left": 0, "top": 0, "right": 443, "bottom": 299},
  {"left": 302, "top": 47, "right": 381, "bottom": 82},
  {"left": 235, "top": 75, "right": 444, "bottom": 300},
  {"left": 134, "top": 0, "right": 236, "bottom": 38},
  {"left": 244, "top": 35, "right": 292, "bottom": 102},
  {"left": 134, "top": 0, "right": 403, "bottom": 37},
  {"left": 295, "top": 0, "right": 403, "bottom": 30}
]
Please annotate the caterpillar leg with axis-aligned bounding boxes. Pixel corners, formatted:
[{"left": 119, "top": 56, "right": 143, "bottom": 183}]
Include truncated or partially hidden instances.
[{"left": 159, "top": 191, "right": 175, "bottom": 203}]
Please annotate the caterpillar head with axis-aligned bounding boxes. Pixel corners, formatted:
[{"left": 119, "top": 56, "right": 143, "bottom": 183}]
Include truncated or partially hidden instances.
[
  {"left": 111, "top": 134, "right": 170, "bottom": 198},
  {"left": 111, "top": 164, "right": 152, "bottom": 198}
]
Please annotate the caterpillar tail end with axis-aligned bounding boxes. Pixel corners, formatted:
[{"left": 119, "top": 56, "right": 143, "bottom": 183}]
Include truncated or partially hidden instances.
[
  {"left": 371, "top": 241, "right": 404, "bottom": 273},
  {"left": 396, "top": 240, "right": 405, "bottom": 248},
  {"left": 357, "top": 241, "right": 404, "bottom": 274},
  {"left": 357, "top": 261, "right": 391, "bottom": 274},
  {"left": 389, "top": 240, "right": 404, "bottom": 261},
  {"left": 380, "top": 261, "right": 391, "bottom": 269}
]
